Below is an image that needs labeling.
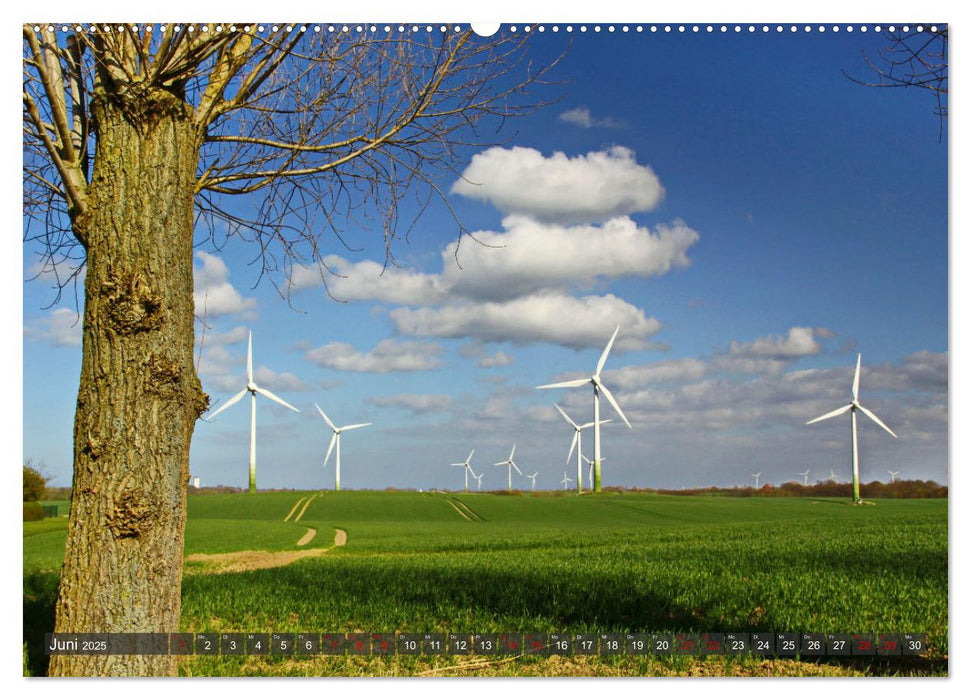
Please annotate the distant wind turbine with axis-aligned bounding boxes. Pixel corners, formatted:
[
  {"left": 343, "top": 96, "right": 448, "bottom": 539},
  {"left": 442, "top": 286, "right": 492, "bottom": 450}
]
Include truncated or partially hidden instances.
[
  {"left": 315, "top": 404, "right": 372, "bottom": 491},
  {"left": 450, "top": 450, "right": 475, "bottom": 493},
  {"left": 807, "top": 354, "right": 897, "bottom": 504},
  {"left": 888, "top": 470, "right": 900, "bottom": 484},
  {"left": 581, "top": 454, "right": 605, "bottom": 492},
  {"left": 494, "top": 444, "right": 522, "bottom": 490},
  {"left": 538, "top": 326, "right": 631, "bottom": 492},
  {"left": 554, "top": 403, "right": 610, "bottom": 495},
  {"left": 561, "top": 473, "right": 574, "bottom": 490},
  {"left": 472, "top": 469, "right": 484, "bottom": 491},
  {"left": 752, "top": 472, "right": 762, "bottom": 489},
  {"left": 798, "top": 469, "right": 810, "bottom": 486},
  {"left": 828, "top": 469, "right": 839, "bottom": 483},
  {"left": 526, "top": 472, "right": 539, "bottom": 491},
  {"left": 206, "top": 332, "right": 300, "bottom": 493}
]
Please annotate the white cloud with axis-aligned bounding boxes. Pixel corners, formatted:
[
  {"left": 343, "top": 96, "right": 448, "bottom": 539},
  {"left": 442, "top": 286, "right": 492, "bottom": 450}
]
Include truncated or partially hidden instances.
[
  {"left": 558, "top": 106, "right": 622, "bottom": 129},
  {"left": 442, "top": 216, "right": 698, "bottom": 300},
  {"left": 289, "top": 256, "right": 447, "bottom": 305},
  {"left": 391, "top": 292, "right": 661, "bottom": 351},
  {"left": 477, "top": 351, "right": 515, "bottom": 368},
  {"left": 193, "top": 251, "right": 257, "bottom": 317},
  {"left": 729, "top": 326, "right": 822, "bottom": 359},
  {"left": 254, "top": 365, "right": 306, "bottom": 392},
  {"left": 23, "top": 307, "right": 82, "bottom": 347},
  {"left": 451, "top": 146, "right": 665, "bottom": 224},
  {"left": 366, "top": 394, "right": 454, "bottom": 414},
  {"left": 305, "top": 339, "right": 444, "bottom": 373}
]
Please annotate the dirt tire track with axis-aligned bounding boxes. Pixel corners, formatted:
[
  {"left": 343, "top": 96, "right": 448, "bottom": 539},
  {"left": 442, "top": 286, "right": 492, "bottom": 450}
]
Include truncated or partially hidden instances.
[
  {"left": 293, "top": 494, "right": 317, "bottom": 522},
  {"left": 297, "top": 527, "right": 317, "bottom": 546},
  {"left": 283, "top": 496, "right": 306, "bottom": 522},
  {"left": 184, "top": 527, "right": 346, "bottom": 575}
]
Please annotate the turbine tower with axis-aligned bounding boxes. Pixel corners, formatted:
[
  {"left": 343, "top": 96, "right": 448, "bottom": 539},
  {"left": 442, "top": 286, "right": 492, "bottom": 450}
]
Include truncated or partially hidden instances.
[
  {"left": 315, "top": 404, "right": 372, "bottom": 491},
  {"left": 752, "top": 472, "right": 762, "bottom": 489},
  {"left": 526, "top": 472, "right": 539, "bottom": 491},
  {"left": 888, "top": 470, "right": 900, "bottom": 484},
  {"left": 538, "top": 326, "right": 631, "bottom": 493},
  {"left": 450, "top": 450, "right": 475, "bottom": 493},
  {"left": 494, "top": 444, "right": 522, "bottom": 490},
  {"left": 554, "top": 404, "right": 610, "bottom": 495},
  {"left": 206, "top": 332, "right": 300, "bottom": 493},
  {"left": 807, "top": 354, "right": 897, "bottom": 504},
  {"left": 798, "top": 469, "right": 810, "bottom": 486},
  {"left": 561, "top": 472, "right": 574, "bottom": 490}
]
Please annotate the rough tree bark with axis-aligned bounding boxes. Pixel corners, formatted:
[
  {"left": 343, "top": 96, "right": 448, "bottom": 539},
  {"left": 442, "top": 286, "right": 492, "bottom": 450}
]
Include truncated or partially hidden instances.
[{"left": 47, "top": 86, "right": 207, "bottom": 676}]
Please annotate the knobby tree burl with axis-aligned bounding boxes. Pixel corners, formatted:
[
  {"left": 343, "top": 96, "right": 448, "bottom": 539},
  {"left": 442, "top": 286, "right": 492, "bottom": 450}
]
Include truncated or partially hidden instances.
[{"left": 23, "top": 23, "right": 553, "bottom": 676}]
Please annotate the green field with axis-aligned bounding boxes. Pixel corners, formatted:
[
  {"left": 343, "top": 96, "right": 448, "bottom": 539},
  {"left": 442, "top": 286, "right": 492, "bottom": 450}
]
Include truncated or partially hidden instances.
[{"left": 23, "top": 491, "right": 948, "bottom": 677}]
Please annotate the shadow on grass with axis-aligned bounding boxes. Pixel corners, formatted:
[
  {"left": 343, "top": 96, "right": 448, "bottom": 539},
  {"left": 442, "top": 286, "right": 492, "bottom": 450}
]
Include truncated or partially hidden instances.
[{"left": 23, "top": 572, "right": 58, "bottom": 677}]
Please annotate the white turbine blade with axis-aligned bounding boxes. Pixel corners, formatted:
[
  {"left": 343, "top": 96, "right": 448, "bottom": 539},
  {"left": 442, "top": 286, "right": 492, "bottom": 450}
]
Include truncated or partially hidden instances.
[
  {"left": 247, "top": 332, "right": 254, "bottom": 384},
  {"left": 512, "top": 460, "right": 522, "bottom": 475},
  {"left": 341, "top": 422, "right": 372, "bottom": 431},
  {"left": 852, "top": 353, "right": 862, "bottom": 402},
  {"left": 315, "top": 403, "right": 338, "bottom": 431},
  {"left": 450, "top": 462, "right": 465, "bottom": 467},
  {"left": 206, "top": 388, "right": 248, "bottom": 420},
  {"left": 597, "top": 381, "right": 631, "bottom": 428},
  {"left": 538, "top": 378, "right": 591, "bottom": 390},
  {"left": 493, "top": 460, "right": 506, "bottom": 467},
  {"left": 509, "top": 443, "right": 516, "bottom": 461},
  {"left": 554, "top": 403, "right": 579, "bottom": 429},
  {"left": 567, "top": 432, "right": 579, "bottom": 463},
  {"left": 857, "top": 404, "right": 898, "bottom": 438},
  {"left": 324, "top": 434, "right": 337, "bottom": 466},
  {"left": 467, "top": 449, "right": 475, "bottom": 463},
  {"left": 579, "top": 419, "right": 611, "bottom": 430},
  {"left": 806, "top": 404, "right": 852, "bottom": 425},
  {"left": 596, "top": 325, "right": 620, "bottom": 375},
  {"left": 256, "top": 386, "right": 300, "bottom": 413}
]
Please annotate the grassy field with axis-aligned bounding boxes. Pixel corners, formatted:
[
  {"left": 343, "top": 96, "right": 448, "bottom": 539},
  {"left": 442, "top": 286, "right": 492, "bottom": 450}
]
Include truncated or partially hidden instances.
[{"left": 23, "top": 491, "right": 947, "bottom": 677}]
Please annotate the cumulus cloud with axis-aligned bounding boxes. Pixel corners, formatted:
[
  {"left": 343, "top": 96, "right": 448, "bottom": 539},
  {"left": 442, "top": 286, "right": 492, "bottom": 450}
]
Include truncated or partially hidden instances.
[
  {"left": 442, "top": 216, "right": 698, "bottom": 300},
  {"left": 23, "top": 307, "right": 82, "bottom": 347},
  {"left": 289, "top": 256, "right": 447, "bottom": 305},
  {"left": 193, "top": 251, "right": 257, "bottom": 317},
  {"left": 559, "top": 106, "right": 623, "bottom": 129},
  {"left": 366, "top": 394, "right": 454, "bottom": 414},
  {"left": 477, "top": 351, "right": 515, "bottom": 368},
  {"left": 605, "top": 358, "right": 708, "bottom": 389},
  {"left": 729, "top": 327, "right": 822, "bottom": 359},
  {"left": 451, "top": 146, "right": 665, "bottom": 224},
  {"left": 254, "top": 366, "right": 307, "bottom": 392},
  {"left": 305, "top": 339, "right": 444, "bottom": 373},
  {"left": 391, "top": 292, "right": 661, "bottom": 351}
]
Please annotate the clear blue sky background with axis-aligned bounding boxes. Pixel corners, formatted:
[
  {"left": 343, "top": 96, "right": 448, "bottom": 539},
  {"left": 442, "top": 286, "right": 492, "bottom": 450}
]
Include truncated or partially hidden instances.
[{"left": 22, "top": 23, "right": 948, "bottom": 492}]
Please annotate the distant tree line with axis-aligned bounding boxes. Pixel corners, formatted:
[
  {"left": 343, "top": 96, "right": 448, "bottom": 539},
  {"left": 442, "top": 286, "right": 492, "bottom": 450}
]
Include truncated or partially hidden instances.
[{"left": 614, "top": 480, "right": 947, "bottom": 499}]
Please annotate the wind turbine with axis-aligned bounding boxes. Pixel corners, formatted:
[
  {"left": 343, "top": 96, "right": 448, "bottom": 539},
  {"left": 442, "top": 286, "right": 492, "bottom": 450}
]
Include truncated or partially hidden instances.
[
  {"left": 828, "top": 469, "right": 839, "bottom": 483},
  {"left": 561, "top": 473, "right": 574, "bottom": 490},
  {"left": 450, "top": 450, "right": 475, "bottom": 493},
  {"left": 888, "top": 470, "right": 900, "bottom": 484},
  {"left": 315, "top": 404, "right": 372, "bottom": 491},
  {"left": 472, "top": 470, "right": 484, "bottom": 491},
  {"left": 752, "top": 472, "right": 762, "bottom": 489},
  {"left": 798, "top": 469, "right": 810, "bottom": 486},
  {"left": 526, "top": 472, "right": 539, "bottom": 491},
  {"left": 807, "top": 354, "right": 897, "bottom": 504},
  {"left": 494, "top": 444, "right": 522, "bottom": 490},
  {"left": 538, "top": 326, "right": 631, "bottom": 492},
  {"left": 581, "top": 454, "right": 605, "bottom": 492},
  {"left": 554, "top": 404, "right": 611, "bottom": 495},
  {"left": 205, "top": 332, "right": 300, "bottom": 493}
]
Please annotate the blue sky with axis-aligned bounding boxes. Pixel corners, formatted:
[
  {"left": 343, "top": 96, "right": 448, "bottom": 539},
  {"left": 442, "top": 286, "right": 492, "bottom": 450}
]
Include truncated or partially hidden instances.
[{"left": 22, "top": 23, "right": 948, "bottom": 493}]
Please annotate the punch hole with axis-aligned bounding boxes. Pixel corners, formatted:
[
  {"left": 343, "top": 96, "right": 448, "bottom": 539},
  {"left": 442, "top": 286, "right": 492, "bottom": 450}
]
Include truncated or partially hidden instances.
[{"left": 471, "top": 23, "right": 501, "bottom": 37}]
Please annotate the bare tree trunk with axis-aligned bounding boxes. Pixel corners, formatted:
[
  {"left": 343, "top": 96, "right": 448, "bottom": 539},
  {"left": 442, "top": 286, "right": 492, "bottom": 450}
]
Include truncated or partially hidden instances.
[{"left": 48, "top": 87, "right": 207, "bottom": 677}]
